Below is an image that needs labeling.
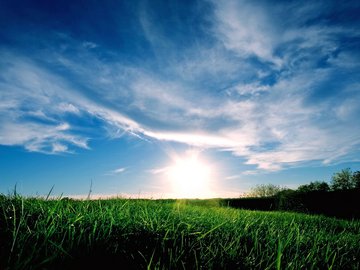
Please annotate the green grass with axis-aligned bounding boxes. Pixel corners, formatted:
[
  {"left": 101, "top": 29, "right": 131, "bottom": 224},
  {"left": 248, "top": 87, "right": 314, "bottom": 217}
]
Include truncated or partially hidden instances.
[{"left": 0, "top": 195, "right": 359, "bottom": 269}]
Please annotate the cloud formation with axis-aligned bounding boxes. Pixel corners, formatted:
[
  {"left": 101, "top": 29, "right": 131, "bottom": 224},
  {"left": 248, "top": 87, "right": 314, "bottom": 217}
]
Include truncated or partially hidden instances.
[{"left": 0, "top": 0, "right": 359, "bottom": 172}]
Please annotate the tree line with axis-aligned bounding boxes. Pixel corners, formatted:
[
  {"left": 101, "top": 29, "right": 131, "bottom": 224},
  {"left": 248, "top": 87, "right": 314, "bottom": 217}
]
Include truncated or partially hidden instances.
[
  {"left": 248, "top": 168, "right": 360, "bottom": 198},
  {"left": 226, "top": 168, "right": 360, "bottom": 219}
]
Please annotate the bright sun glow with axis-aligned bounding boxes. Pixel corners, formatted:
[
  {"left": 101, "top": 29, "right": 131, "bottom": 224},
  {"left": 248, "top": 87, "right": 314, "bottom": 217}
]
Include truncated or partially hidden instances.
[{"left": 166, "top": 151, "right": 214, "bottom": 198}]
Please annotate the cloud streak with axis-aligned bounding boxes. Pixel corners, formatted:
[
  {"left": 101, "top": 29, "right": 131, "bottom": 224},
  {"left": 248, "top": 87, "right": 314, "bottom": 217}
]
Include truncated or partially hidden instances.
[{"left": 105, "top": 167, "right": 127, "bottom": 176}]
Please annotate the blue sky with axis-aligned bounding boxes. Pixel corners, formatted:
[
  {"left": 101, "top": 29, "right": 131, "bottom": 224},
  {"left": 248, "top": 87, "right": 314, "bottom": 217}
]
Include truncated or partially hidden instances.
[{"left": 1, "top": 0, "right": 360, "bottom": 198}]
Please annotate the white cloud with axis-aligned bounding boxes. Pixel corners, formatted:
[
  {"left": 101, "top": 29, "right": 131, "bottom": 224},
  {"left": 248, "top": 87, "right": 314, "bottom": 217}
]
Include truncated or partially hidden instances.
[
  {"left": 52, "top": 143, "right": 68, "bottom": 153},
  {"left": 114, "top": 167, "right": 126, "bottom": 173},
  {"left": 143, "top": 129, "right": 250, "bottom": 150},
  {"left": 210, "top": 0, "right": 354, "bottom": 74},
  {"left": 0, "top": 56, "right": 90, "bottom": 154},
  {"left": 211, "top": 0, "right": 282, "bottom": 66},
  {"left": 0, "top": 121, "right": 88, "bottom": 154},
  {"left": 147, "top": 167, "right": 169, "bottom": 175},
  {"left": 105, "top": 167, "right": 127, "bottom": 176},
  {"left": 229, "top": 82, "right": 270, "bottom": 96},
  {"left": 0, "top": 52, "right": 141, "bottom": 153},
  {"left": 58, "top": 103, "right": 80, "bottom": 114}
]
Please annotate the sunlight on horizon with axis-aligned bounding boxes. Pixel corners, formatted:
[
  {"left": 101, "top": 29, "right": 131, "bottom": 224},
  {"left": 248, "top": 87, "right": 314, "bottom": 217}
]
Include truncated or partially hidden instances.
[{"left": 165, "top": 151, "right": 216, "bottom": 199}]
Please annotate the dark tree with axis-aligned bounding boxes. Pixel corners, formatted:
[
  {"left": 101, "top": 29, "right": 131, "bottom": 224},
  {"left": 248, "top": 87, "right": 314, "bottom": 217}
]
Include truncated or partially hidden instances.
[
  {"left": 353, "top": 171, "right": 360, "bottom": 189},
  {"left": 297, "top": 184, "right": 311, "bottom": 193},
  {"left": 313, "top": 181, "right": 330, "bottom": 192},
  {"left": 298, "top": 181, "right": 330, "bottom": 193},
  {"left": 331, "top": 168, "right": 353, "bottom": 190}
]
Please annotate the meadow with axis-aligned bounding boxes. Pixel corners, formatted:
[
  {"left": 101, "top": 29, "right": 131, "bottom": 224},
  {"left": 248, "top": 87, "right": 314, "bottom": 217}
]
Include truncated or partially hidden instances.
[{"left": 0, "top": 195, "right": 359, "bottom": 269}]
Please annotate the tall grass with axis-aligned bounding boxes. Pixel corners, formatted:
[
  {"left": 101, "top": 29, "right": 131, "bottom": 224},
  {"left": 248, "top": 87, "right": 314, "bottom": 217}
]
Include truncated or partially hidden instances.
[{"left": 0, "top": 194, "right": 359, "bottom": 269}]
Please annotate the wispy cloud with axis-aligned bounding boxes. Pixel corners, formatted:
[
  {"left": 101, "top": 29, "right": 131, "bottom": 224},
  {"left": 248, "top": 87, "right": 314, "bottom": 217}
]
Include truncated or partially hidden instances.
[
  {"left": 0, "top": 0, "right": 359, "bottom": 173},
  {"left": 0, "top": 51, "right": 142, "bottom": 153},
  {"left": 114, "top": 167, "right": 126, "bottom": 173},
  {"left": 147, "top": 167, "right": 169, "bottom": 175},
  {"left": 105, "top": 167, "right": 127, "bottom": 176},
  {"left": 225, "top": 175, "right": 241, "bottom": 180},
  {"left": 82, "top": 41, "right": 98, "bottom": 49},
  {"left": 58, "top": 103, "right": 80, "bottom": 114},
  {"left": 211, "top": 0, "right": 282, "bottom": 66},
  {"left": 0, "top": 120, "right": 88, "bottom": 154}
]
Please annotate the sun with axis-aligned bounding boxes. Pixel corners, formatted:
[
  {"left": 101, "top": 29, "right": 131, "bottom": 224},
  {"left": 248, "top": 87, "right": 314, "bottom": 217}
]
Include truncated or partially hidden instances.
[{"left": 166, "top": 151, "right": 214, "bottom": 198}]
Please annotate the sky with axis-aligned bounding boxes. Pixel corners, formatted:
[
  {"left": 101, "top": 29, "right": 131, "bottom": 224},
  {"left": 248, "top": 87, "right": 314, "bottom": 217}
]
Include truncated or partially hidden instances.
[{"left": 1, "top": 0, "right": 360, "bottom": 198}]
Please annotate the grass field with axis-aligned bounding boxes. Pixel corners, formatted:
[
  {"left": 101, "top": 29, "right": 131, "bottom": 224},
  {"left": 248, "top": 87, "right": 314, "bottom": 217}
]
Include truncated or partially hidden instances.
[{"left": 1, "top": 195, "right": 359, "bottom": 269}]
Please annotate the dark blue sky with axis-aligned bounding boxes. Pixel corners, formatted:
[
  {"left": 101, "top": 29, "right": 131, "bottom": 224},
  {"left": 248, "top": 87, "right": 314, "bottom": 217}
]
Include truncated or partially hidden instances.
[{"left": 1, "top": 0, "right": 360, "bottom": 198}]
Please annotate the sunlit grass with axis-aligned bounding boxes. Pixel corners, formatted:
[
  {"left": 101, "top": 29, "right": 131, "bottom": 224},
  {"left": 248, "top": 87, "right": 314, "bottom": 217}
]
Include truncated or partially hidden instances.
[{"left": 0, "top": 194, "right": 359, "bottom": 269}]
